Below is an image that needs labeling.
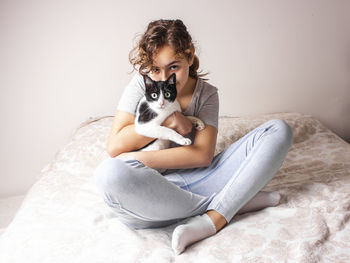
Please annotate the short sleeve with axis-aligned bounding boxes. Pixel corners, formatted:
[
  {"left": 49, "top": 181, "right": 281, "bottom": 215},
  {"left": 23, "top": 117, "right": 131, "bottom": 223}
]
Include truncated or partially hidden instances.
[
  {"left": 117, "top": 72, "right": 145, "bottom": 115},
  {"left": 197, "top": 91, "right": 219, "bottom": 130}
]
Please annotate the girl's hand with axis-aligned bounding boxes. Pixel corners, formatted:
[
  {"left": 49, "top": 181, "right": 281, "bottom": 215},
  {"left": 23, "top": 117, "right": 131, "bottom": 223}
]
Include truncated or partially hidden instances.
[{"left": 162, "top": 111, "right": 193, "bottom": 136}]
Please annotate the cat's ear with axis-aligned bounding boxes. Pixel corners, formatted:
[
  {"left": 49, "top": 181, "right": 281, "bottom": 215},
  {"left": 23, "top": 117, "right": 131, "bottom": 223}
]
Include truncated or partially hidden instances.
[
  {"left": 167, "top": 73, "right": 176, "bottom": 85},
  {"left": 143, "top": 75, "right": 154, "bottom": 89}
]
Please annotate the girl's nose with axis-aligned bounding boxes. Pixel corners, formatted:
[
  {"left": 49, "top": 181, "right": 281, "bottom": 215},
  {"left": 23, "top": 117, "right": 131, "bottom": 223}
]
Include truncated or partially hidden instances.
[{"left": 161, "top": 71, "right": 169, "bottom": 81}]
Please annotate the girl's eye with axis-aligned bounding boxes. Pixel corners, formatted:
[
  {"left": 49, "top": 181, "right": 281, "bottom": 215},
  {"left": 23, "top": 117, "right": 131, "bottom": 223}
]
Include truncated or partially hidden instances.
[
  {"left": 164, "top": 92, "right": 171, "bottom": 98},
  {"left": 170, "top": 65, "right": 178, "bottom": 70},
  {"left": 152, "top": 68, "right": 160, "bottom": 73},
  {"left": 151, "top": 93, "right": 158, "bottom": 99}
]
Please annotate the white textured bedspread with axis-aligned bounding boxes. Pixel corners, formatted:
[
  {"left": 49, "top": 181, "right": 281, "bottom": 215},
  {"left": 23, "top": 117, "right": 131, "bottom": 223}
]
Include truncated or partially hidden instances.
[{"left": 0, "top": 112, "right": 349, "bottom": 263}]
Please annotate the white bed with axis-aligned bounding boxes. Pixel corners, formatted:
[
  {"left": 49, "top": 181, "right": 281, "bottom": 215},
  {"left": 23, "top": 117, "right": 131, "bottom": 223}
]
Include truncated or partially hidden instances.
[{"left": 0, "top": 112, "right": 349, "bottom": 262}]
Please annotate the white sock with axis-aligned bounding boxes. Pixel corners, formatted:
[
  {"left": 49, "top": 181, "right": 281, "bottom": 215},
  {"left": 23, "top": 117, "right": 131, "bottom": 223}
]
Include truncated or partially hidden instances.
[
  {"left": 171, "top": 191, "right": 280, "bottom": 255},
  {"left": 237, "top": 191, "right": 281, "bottom": 215},
  {"left": 172, "top": 213, "right": 216, "bottom": 255}
]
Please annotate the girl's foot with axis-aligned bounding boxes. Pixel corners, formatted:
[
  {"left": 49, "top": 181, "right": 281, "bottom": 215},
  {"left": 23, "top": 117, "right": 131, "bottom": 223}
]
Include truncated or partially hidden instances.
[
  {"left": 171, "top": 191, "right": 281, "bottom": 255},
  {"left": 237, "top": 191, "right": 281, "bottom": 215},
  {"left": 171, "top": 213, "right": 216, "bottom": 255}
]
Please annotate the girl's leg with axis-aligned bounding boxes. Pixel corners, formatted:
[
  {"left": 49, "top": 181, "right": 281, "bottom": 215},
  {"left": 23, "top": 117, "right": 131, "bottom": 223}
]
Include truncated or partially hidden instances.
[
  {"left": 93, "top": 158, "right": 217, "bottom": 229},
  {"left": 207, "top": 119, "right": 293, "bottom": 221},
  {"left": 171, "top": 119, "right": 293, "bottom": 254}
]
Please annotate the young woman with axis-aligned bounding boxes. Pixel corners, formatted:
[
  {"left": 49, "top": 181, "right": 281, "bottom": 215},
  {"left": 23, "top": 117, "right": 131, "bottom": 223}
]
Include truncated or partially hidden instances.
[{"left": 94, "top": 19, "right": 293, "bottom": 255}]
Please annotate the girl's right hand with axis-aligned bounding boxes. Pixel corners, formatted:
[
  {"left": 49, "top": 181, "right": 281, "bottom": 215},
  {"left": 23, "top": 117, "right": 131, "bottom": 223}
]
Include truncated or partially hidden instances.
[{"left": 162, "top": 111, "right": 193, "bottom": 136}]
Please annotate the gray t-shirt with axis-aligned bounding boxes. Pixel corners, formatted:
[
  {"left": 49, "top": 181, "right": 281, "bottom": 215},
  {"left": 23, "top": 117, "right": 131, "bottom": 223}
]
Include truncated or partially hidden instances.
[{"left": 117, "top": 72, "right": 219, "bottom": 146}]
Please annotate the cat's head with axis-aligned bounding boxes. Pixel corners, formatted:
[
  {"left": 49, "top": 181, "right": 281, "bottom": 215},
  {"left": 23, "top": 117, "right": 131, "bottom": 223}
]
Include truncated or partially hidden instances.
[{"left": 143, "top": 73, "right": 177, "bottom": 109}]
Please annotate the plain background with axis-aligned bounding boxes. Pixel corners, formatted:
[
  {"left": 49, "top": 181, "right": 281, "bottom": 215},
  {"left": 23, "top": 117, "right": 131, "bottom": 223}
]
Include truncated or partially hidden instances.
[{"left": 1, "top": 0, "right": 349, "bottom": 198}]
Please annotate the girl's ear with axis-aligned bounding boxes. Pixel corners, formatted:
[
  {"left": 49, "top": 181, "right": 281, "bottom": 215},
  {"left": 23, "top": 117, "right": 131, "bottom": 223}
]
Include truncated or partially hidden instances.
[
  {"left": 167, "top": 73, "right": 176, "bottom": 85},
  {"left": 143, "top": 75, "right": 154, "bottom": 89}
]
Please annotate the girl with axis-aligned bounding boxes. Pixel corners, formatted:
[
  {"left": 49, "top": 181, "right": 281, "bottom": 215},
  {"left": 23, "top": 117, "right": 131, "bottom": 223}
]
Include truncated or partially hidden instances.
[{"left": 94, "top": 19, "right": 293, "bottom": 255}]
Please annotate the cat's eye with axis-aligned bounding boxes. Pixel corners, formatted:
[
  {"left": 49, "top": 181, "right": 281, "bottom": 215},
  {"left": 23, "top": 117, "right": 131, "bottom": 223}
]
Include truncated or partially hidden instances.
[
  {"left": 164, "top": 92, "right": 171, "bottom": 98},
  {"left": 151, "top": 93, "right": 158, "bottom": 99}
]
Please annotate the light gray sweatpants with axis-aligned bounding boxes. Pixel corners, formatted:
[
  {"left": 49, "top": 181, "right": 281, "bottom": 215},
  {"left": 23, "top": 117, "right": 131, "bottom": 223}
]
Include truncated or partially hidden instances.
[{"left": 93, "top": 119, "right": 293, "bottom": 229}]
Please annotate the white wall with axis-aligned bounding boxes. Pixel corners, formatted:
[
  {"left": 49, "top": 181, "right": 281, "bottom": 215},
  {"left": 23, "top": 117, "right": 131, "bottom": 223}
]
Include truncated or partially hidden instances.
[{"left": 1, "top": 0, "right": 349, "bottom": 197}]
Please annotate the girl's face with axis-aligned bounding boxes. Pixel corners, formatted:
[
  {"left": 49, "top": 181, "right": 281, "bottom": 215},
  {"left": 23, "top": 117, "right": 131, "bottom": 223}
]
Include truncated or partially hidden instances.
[{"left": 148, "top": 45, "right": 194, "bottom": 95}]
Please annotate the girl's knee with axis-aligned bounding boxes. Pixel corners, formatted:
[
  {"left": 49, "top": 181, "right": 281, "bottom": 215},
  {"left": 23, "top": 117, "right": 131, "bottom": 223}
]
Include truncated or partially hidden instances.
[
  {"left": 93, "top": 158, "right": 131, "bottom": 193},
  {"left": 269, "top": 119, "right": 293, "bottom": 148}
]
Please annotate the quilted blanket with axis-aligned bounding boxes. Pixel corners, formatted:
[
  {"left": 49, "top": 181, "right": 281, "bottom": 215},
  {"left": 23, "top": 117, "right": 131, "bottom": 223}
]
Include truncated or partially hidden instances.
[{"left": 0, "top": 112, "right": 349, "bottom": 263}]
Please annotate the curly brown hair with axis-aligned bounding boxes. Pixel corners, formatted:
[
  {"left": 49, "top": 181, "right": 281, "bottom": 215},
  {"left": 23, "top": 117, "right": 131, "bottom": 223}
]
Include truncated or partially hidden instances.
[{"left": 129, "top": 19, "right": 207, "bottom": 79}]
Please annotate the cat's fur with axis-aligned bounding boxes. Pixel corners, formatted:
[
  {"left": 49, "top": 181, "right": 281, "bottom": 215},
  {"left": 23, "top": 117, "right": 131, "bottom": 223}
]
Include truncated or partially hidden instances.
[{"left": 135, "top": 73, "right": 205, "bottom": 152}]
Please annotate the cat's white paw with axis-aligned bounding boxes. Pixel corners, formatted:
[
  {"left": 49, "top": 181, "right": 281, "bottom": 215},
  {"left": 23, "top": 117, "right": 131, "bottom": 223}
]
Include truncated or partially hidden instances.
[
  {"left": 178, "top": 138, "right": 192, "bottom": 145},
  {"left": 187, "top": 116, "right": 206, "bottom": 131},
  {"left": 194, "top": 120, "right": 205, "bottom": 131}
]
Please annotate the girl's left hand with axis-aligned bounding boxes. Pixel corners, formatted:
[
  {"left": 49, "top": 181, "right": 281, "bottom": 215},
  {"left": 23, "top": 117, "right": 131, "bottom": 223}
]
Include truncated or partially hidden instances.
[{"left": 162, "top": 111, "right": 193, "bottom": 136}]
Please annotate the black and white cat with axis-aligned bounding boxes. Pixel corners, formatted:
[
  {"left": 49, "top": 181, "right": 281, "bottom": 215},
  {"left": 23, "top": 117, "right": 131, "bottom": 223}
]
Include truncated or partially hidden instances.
[{"left": 135, "top": 73, "right": 205, "bottom": 152}]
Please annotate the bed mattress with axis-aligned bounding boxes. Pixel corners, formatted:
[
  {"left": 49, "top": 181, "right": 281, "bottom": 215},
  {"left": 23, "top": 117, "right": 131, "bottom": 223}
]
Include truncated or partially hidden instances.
[{"left": 0, "top": 112, "right": 349, "bottom": 262}]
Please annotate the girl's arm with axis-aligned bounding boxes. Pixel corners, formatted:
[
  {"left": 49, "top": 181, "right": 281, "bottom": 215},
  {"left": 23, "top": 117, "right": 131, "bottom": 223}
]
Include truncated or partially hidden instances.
[
  {"left": 117, "top": 125, "right": 218, "bottom": 169},
  {"left": 106, "top": 110, "right": 193, "bottom": 157},
  {"left": 106, "top": 110, "right": 154, "bottom": 157}
]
